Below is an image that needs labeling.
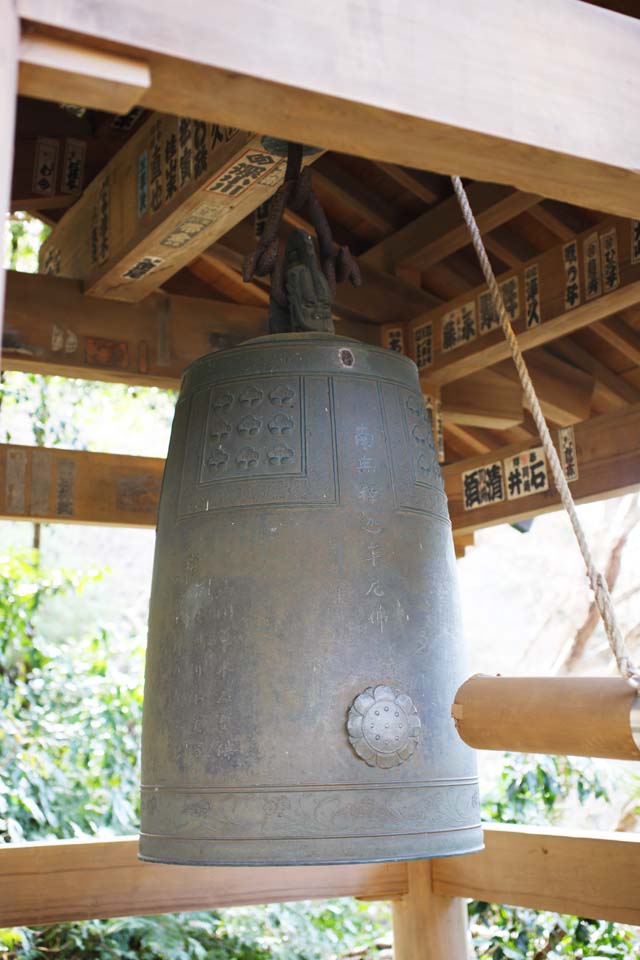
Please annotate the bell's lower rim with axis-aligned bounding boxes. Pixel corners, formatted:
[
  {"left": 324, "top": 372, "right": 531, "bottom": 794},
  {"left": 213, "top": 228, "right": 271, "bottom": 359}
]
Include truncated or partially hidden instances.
[
  {"left": 137, "top": 825, "right": 484, "bottom": 867},
  {"left": 137, "top": 840, "right": 485, "bottom": 867}
]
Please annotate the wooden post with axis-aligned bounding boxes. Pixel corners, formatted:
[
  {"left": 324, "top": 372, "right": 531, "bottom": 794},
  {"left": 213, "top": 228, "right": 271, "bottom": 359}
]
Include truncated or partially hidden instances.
[
  {"left": 392, "top": 860, "right": 470, "bottom": 960},
  {"left": 0, "top": 0, "right": 19, "bottom": 324},
  {"left": 452, "top": 675, "right": 640, "bottom": 761}
]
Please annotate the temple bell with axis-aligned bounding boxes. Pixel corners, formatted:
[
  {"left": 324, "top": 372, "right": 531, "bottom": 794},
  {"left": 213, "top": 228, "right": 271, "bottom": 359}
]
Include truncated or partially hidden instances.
[{"left": 139, "top": 212, "right": 481, "bottom": 866}]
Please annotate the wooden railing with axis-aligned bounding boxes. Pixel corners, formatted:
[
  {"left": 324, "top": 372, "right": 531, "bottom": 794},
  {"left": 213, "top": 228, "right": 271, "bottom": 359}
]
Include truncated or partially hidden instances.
[{"left": 3, "top": 824, "right": 639, "bottom": 931}]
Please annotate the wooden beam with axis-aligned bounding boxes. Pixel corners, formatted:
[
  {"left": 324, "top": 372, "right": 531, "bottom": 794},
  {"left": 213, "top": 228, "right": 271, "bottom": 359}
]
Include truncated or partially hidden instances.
[
  {"left": 410, "top": 216, "right": 640, "bottom": 387},
  {"left": 2, "top": 271, "right": 270, "bottom": 388},
  {"left": 434, "top": 823, "right": 640, "bottom": 927},
  {"left": 551, "top": 337, "right": 640, "bottom": 407},
  {"left": 591, "top": 315, "right": 640, "bottom": 365},
  {"left": 39, "top": 112, "right": 322, "bottom": 302},
  {"left": 2, "top": 272, "right": 377, "bottom": 387},
  {"left": 392, "top": 861, "right": 469, "bottom": 960},
  {"left": 0, "top": 444, "right": 164, "bottom": 527},
  {"left": 374, "top": 162, "right": 442, "bottom": 206},
  {"left": 0, "top": 0, "right": 19, "bottom": 323},
  {"left": 443, "top": 404, "right": 640, "bottom": 534},
  {"left": 441, "top": 370, "right": 523, "bottom": 429},
  {"left": 16, "top": 1, "right": 640, "bottom": 219},
  {"left": 361, "top": 184, "right": 539, "bottom": 274},
  {"left": 4, "top": 406, "right": 638, "bottom": 531},
  {"left": 493, "top": 350, "right": 595, "bottom": 426},
  {"left": 19, "top": 33, "right": 151, "bottom": 115},
  {"left": 313, "top": 157, "right": 398, "bottom": 234},
  {"left": 0, "top": 835, "right": 407, "bottom": 927}
]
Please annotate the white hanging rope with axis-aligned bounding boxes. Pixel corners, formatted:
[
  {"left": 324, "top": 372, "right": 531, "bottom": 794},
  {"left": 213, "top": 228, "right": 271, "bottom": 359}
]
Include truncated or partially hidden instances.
[{"left": 451, "top": 175, "right": 639, "bottom": 687}]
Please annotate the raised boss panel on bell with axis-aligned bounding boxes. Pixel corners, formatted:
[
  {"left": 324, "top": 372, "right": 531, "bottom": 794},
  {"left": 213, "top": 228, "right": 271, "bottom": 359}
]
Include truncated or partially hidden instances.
[{"left": 177, "top": 374, "right": 339, "bottom": 515}]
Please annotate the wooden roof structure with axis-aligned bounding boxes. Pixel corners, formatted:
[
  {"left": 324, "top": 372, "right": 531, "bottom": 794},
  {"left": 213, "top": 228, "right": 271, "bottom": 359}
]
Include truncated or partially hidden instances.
[{"left": 1, "top": 0, "right": 640, "bottom": 952}]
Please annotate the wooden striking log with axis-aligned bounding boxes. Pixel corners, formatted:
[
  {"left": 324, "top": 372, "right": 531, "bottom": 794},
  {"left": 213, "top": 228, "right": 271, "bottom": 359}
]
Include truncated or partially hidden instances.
[
  {"left": 433, "top": 823, "right": 640, "bottom": 927},
  {"left": 0, "top": 835, "right": 407, "bottom": 926},
  {"left": 16, "top": 1, "right": 640, "bottom": 219},
  {"left": 443, "top": 404, "right": 640, "bottom": 535},
  {"left": 408, "top": 216, "right": 640, "bottom": 388},
  {"left": 452, "top": 675, "right": 640, "bottom": 761},
  {"left": 39, "top": 112, "right": 322, "bottom": 303}
]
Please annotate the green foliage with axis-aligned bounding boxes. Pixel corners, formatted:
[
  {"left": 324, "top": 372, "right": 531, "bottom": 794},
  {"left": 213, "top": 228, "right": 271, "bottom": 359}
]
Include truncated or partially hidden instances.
[
  {"left": 0, "top": 902, "right": 390, "bottom": 960},
  {"left": 0, "top": 551, "right": 141, "bottom": 843},
  {"left": 0, "top": 372, "right": 175, "bottom": 457},
  {"left": 481, "top": 752, "right": 608, "bottom": 826},
  {"left": 3, "top": 216, "right": 50, "bottom": 274},
  {"left": 468, "top": 904, "right": 639, "bottom": 958}
]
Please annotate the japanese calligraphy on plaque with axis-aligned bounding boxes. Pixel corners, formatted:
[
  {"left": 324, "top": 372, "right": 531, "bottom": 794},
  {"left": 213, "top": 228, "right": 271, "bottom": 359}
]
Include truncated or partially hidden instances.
[
  {"left": 61, "top": 139, "right": 86, "bottom": 196},
  {"left": 583, "top": 232, "right": 602, "bottom": 301},
  {"left": 558, "top": 426, "right": 579, "bottom": 482},
  {"left": 160, "top": 202, "right": 225, "bottom": 249},
  {"left": 562, "top": 240, "right": 581, "bottom": 310},
  {"left": 441, "top": 302, "right": 477, "bottom": 352},
  {"left": 599, "top": 228, "right": 620, "bottom": 292},
  {"left": 462, "top": 461, "right": 505, "bottom": 511},
  {"left": 90, "top": 177, "right": 110, "bottom": 266},
  {"left": 206, "top": 149, "right": 277, "bottom": 197},
  {"left": 524, "top": 264, "right": 541, "bottom": 328},
  {"left": 504, "top": 447, "right": 548, "bottom": 500},
  {"left": 122, "top": 256, "right": 163, "bottom": 281},
  {"left": 382, "top": 326, "right": 405, "bottom": 353},
  {"left": 149, "top": 119, "right": 163, "bottom": 213},
  {"left": 413, "top": 321, "right": 432, "bottom": 370},
  {"left": 178, "top": 117, "right": 192, "bottom": 189},
  {"left": 164, "top": 121, "right": 178, "bottom": 203},
  {"left": 137, "top": 152, "right": 148, "bottom": 218},
  {"left": 631, "top": 220, "right": 640, "bottom": 265},
  {"left": 499, "top": 276, "right": 519, "bottom": 323},
  {"left": 32, "top": 138, "right": 59, "bottom": 197},
  {"left": 478, "top": 289, "right": 498, "bottom": 335}
]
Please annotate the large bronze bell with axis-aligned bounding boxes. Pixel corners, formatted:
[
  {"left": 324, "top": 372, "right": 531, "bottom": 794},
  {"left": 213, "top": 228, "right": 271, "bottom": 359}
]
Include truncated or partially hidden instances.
[{"left": 140, "top": 328, "right": 481, "bottom": 865}]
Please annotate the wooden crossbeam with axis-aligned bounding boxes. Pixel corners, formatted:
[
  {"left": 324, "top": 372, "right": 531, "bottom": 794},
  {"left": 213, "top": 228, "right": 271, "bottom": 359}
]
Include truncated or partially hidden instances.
[
  {"left": 2, "top": 271, "right": 376, "bottom": 387},
  {"left": 443, "top": 404, "right": 640, "bottom": 535},
  {"left": 433, "top": 823, "right": 640, "bottom": 927},
  {"left": 361, "top": 184, "right": 539, "bottom": 274},
  {"left": 591, "top": 315, "right": 640, "bottom": 365},
  {"left": 551, "top": 337, "right": 640, "bottom": 407},
  {"left": 19, "top": 33, "right": 151, "bottom": 116},
  {"left": 410, "top": 216, "right": 640, "bottom": 387},
  {"left": 2, "top": 270, "right": 268, "bottom": 387},
  {"left": 3, "top": 825, "right": 640, "bottom": 927},
  {"left": 2, "top": 407, "right": 637, "bottom": 531},
  {"left": 16, "top": 1, "right": 640, "bottom": 219},
  {"left": 441, "top": 370, "right": 523, "bottom": 430},
  {"left": 492, "top": 350, "right": 595, "bottom": 426},
  {"left": 0, "top": 835, "right": 408, "bottom": 926},
  {"left": 39, "top": 112, "right": 322, "bottom": 303}
]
